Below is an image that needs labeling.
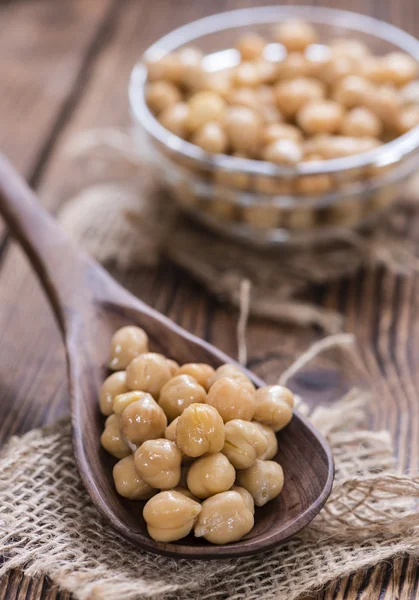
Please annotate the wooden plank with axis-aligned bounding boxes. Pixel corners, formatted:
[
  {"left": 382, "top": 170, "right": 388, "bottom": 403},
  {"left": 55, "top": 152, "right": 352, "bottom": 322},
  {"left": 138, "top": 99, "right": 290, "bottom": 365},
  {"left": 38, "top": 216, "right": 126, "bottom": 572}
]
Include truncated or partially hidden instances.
[{"left": 1, "top": 0, "right": 419, "bottom": 597}]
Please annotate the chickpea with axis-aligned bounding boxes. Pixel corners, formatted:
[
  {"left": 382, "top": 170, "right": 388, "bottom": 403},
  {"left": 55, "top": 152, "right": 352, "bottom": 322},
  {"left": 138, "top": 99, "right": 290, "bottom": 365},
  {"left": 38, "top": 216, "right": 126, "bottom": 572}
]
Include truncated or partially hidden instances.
[
  {"left": 177, "top": 46, "right": 205, "bottom": 90},
  {"left": 186, "top": 91, "right": 226, "bottom": 132},
  {"left": 214, "top": 166, "right": 251, "bottom": 190},
  {"left": 113, "top": 390, "right": 149, "bottom": 415},
  {"left": 224, "top": 106, "right": 262, "bottom": 154},
  {"left": 159, "top": 374, "right": 207, "bottom": 421},
  {"left": 260, "top": 103, "right": 283, "bottom": 125},
  {"left": 166, "top": 359, "right": 180, "bottom": 376},
  {"left": 187, "top": 452, "right": 236, "bottom": 498},
  {"left": 172, "top": 486, "right": 200, "bottom": 502},
  {"left": 194, "top": 491, "right": 254, "bottom": 544},
  {"left": 363, "top": 52, "right": 417, "bottom": 87},
  {"left": 191, "top": 121, "right": 228, "bottom": 154},
  {"left": 236, "top": 32, "right": 266, "bottom": 60},
  {"left": 113, "top": 455, "right": 156, "bottom": 500},
  {"left": 261, "top": 139, "right": 303, "bottom": 165},
  {"left": 228, "top": 87, "right": 259, "bottom": 111},
  {"left": 261, "top": 123, "right": 303, "bottom": 146},
  {"left": 207, "top": 377, "right": 255, "bottom": 422},
  {"left": 397, "top": 105, "right": 419, "bottom": 134},
  {"left": 120, "top": 393, "right": 167, "bottom": 445},
  {"left": 253, "top": 176, "right": 293, "bottom": 196},
  {"left": 318, "top": 55, "right": 356, "bottom": 85},
  {"left": 237, "top": 459, "right": 284, "bottom": 507},
  {"left": 134, "top": 438, "right": 181, "bottom": 489},
  {"left": 159, "top": 102, "right": 189, "bottom": 138},
  {"left": 231, "top": 485, "right": 255, "bottom": 514},
  {"left": 100, "top": 371, "right": 128, "bottom": 416},
  {"left": 253, "top": 422, "right": 278, "bottom": 460},
  {"left": 295, "top": 174, "right": 333, "bottom": 196},
  {"left": 255, "top": 59, "right": 279, "bottom": 85},
  {"left": 329, "top": 38, "right": 370, "bottom": 61},
  {"left": 257, "top": 84, "right": 277, "bottom": 107},
  {"left": 340, "top": 107, "right": 382, "bottom": 138},
  {"left": 143, "top": 490, "right": 201, "bottom": 542},
  {"left": 233, "top": 62, "right": 260, "bottom": 88},
  {"left": 297, "top": 100, "right": 344, "bottom": 135},
  {"left": 400, "top": 81, "right": 419, "bottom": 105},
  {"left": 333, "top": 75, "right": 374, "bottom": 108},
  {"left": 176, "top": 363, "right": 215, "bottom": 390},
  {"left": 222, "top": 419, "right": 268, "bottom": 469},
  {"left": 254, "top": 385, "right": 294, "bottom": 432},
  {"left": 176, "top": 403, "right": 225, "bottom": 457},
  {"left": 276, "top": 52, "right": 314, "bottom": 80},
  {"left": 275, "top": 77, "right": 326, "bottom": 118},
  {"left": 203, "top": 69, "right": 233, "bottom": 99},
  {"left": 273, "top": 19, "right": 318, "bottom": 52},
  {"left": 305, "top": 134, "right": 381, "bottom": 159},
  {"left": 126, "top": 352, "right": 172, "bottom": 397},
  {"left": 164, "top": 415, "right": 179, "bottom": 442},
  {"left": 146, "top": 81, "right": 181, "bottom": 115},
  {"left": 208, "top": 364, "right": 255, "bottom": 390},
  {"left": 365, "top": 85, "right": 402, "bottom": 128},
  {"left": 109, "top": 325, "right": 148, "bottom": 370},
  {"left": 146, "top": 53, "right": 183, "bottom": 83},
  {"left": 243, "top": 203, "right": 280, "bottom": 229},
  {"left": 101, "top": 414, "right": 131, "bottom": 459}
]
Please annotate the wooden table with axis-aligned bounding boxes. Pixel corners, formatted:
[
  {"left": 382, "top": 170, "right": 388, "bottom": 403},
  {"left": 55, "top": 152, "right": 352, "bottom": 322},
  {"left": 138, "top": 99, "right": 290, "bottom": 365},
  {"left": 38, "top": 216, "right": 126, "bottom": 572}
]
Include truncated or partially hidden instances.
[{"left": 1, "top": 0, "right": 418, "bottom": 598}]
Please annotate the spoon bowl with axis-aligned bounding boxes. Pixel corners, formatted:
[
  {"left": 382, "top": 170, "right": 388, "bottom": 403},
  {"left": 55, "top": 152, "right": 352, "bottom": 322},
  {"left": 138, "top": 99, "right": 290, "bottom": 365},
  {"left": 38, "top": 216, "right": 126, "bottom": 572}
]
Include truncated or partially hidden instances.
[{"left": 0, "top": 154, "right": 333, "bottom": 558}]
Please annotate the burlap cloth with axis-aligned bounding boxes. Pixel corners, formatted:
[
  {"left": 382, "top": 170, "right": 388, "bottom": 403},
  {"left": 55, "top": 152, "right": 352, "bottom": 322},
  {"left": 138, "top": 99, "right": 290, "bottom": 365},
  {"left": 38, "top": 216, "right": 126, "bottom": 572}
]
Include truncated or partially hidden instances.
[{"left": 1, "top": 131, "right": 419, "bottom": 598}]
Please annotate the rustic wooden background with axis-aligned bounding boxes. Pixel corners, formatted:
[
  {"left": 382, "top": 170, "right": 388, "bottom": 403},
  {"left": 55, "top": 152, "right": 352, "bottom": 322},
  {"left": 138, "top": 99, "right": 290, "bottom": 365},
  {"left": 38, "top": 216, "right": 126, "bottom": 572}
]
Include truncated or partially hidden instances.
[{"left": 1, "top": 0, "right": 419, "bottom": 598}]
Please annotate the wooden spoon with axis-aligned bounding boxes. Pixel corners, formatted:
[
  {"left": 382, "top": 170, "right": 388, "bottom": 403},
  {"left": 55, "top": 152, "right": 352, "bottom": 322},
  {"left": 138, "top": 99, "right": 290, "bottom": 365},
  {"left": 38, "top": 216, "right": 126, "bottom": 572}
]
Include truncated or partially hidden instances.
[{"left": 0, "top": 154, "right": 333, "bottom": 559}]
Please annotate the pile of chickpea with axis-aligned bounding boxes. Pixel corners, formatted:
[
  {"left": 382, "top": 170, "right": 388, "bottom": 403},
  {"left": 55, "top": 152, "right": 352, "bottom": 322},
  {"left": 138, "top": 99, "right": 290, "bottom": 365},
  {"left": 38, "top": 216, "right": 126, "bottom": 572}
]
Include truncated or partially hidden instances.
[
  {"left": 100, "top": 325, "right": 293, "bottom": 545},
  {"left": 145, "top": 19, "right": 418, "bottom": 173}
]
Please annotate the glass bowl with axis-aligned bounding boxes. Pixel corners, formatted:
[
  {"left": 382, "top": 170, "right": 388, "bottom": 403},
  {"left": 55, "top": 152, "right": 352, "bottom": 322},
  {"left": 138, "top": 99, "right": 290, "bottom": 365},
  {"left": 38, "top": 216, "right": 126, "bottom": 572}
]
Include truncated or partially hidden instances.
[{"left": 129, "top": 6, "right": 419, "bottom": 247}]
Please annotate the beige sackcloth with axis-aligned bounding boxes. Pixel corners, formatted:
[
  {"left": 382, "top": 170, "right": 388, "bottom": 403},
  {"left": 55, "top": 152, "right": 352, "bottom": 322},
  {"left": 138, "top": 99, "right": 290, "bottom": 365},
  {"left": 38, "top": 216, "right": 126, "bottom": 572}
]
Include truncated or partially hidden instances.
[{"left": 1, "top": 130, "right": 419, "bottom": 599}]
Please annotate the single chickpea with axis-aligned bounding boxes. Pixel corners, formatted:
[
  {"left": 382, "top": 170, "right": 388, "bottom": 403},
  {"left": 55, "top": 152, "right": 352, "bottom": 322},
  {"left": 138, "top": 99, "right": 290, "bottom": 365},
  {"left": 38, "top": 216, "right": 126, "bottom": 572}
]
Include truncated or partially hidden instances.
[
  {"left": 214, "top": 166, "right": 251, "bottom": 190},
  {"left": 146, "top": 53, "right": 183, "bottom": 83},
  {"left": 236, "top": 32, "right": 266, "bottom": 60},
  {"left": 208, "top": 364, "right": 255, "bottom": 390},
  {"left": 164, "top": 415, "right": 179, "bottom": 442},
  {"left": 187, "top": 452, "right": 236, "bottom": 499},
  {"left": 191, "top": 121, "right": 228, "bottom": 154},
  {"left": 261, "top": 139, "right": 303, "bottom": 165},
  {"left": 134, "top": 438, "right": 182, "bottom": 489},
  {"left": 143, "top": 490, "right": 201, "bottom": 542},
  {"left": 340, "top": 107, "right": 382, "bottom": 138},
  {"left": 186, "top": 91, "right": 226, "bottom": 132},
  {"left": 305, "top": 134, "right": 381, "bottom": 159},
  {"left": 257, "top": 84, "right": 277, "bottom": 107},
  {"left": 400, "top": 81, "right": 419, "bottom": 105},
  {"left": 254, "top": 385, "right": 294, "bottom": 432},
  {"left": 261, "top": 123, "right": 303, "bottom": 146},
  {"left": 146, "top": 81, "right": 181, "bottom": 115},
  {"left": 166, "top": 359, "right": 180, "bottom": 376},
  {"left": 365, "top": 85, "right": 401, "bottom": 128},
  {"left": 252, "top": 422, "right": 278, "bottom": 460},
  {"left": 318, "top": 55, "right": 356, "bottom": 85},
  {"left": 223, "top": 106, "right": 262, "bottom": 154},
  {"left": 194, "top": 491, "right": 254, "bottom": 544},
  {"left": 203, "top": 69, "right": 233, "bottom": 99},
  {"left": 237, "top": 459, "right": 284, "bottom": 507},
  {"left": 176, "top": 403, "right": 225, "bottom": 457},
  {"left": 109, "top": 325, "right": 148, "bottom": 370},
  {"left": 233, "top": 62, "right": 260, "bottom": 88},
  {"left": 227, "top": 87, "right": 259, "bottom": 111},
  {"left": 222, "top": 419, "right": 268, "bottom": 469},
  {"left": 297, "top": 100, "right": 344, "bottom": 135},
  {"left": 177, "top": 46, "right": 205, "bottom": 90},
  {"left": 255, "top": 59, "right": 279, "bottom": 85},
  {"left": 113, "top": 455, "right": 156, "bottom": 500},
  {"left": 101, "top": 414, "right": 131, "bottom": 459},
  {"left": 295, "top": 174, "right": 333, "bottom": 196},
  {"left": 275, "top": 77, "right": 326, "bottom": 118},
  {"left": 260, "top": 103, "right": 283, "bottom": 125},
  {"left": 172, "top": 486, "right": 200, "bottom": 502},
  {"left": 159, "top": 374, "right": 206, "bottom": 421},
  {"left": 159, "top": 102, "right": 190, "bottom": 138},
  {"left": 243, "top": 203, "right": 280, "bottom": 229},
  {"left": 113, "top": 390, "right": 149, "bottom": 415},
  {"left": 332, "top": 75, "right": 375, "bottom": 109},
  {"left": 126, "top": 352, "right": 172, "bottom": 397},
  {"left": 273, "top": 19, "right": 318, "bottom": 52},
  {"left": 363, "top": 52, "right": 417, "bottom": 87},
  {"left": 231, "top": 485, "right": 255, "bottom": 514},
  {"left": 176, "top": 363, "right": 215, "bottom": 390},
  {"left": 120, "top": 393, "right": 167, "bottom": 445},
  {"left": 100, "top": 371, "right": 128, "bottom": 416},
  {"left": 276, "top": 52, "right": 314, "bottom": 79},
  {"left": 206, "top": 376, "right": 255, "bottom": 422},
  {"left": 329, "top": 38, "right": 370, "bottom": 61},
  {"left": 397, "top": 105, "right": 419, "bottom": 134}
]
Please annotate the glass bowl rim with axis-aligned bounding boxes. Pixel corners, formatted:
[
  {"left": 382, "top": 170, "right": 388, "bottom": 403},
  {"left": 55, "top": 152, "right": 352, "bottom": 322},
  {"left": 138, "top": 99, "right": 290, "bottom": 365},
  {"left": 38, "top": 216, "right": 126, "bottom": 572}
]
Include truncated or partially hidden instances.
[{"left": 129, "top": 5, "right": 419, "bottom": 178}]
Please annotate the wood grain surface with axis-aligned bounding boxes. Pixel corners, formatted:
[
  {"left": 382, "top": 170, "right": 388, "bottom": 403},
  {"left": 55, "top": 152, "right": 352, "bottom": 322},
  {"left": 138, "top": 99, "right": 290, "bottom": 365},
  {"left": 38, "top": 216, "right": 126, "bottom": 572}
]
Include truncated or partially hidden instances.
[{"left": 0, "top": 0, "right": 418, "bottom": 597}]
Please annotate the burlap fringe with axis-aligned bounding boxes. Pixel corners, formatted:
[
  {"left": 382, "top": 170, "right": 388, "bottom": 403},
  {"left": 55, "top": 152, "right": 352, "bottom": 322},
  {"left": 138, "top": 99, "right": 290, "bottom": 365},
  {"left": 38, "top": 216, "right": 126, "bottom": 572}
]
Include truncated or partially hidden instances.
[
  {"left": 57, "top": 128, "right": 419, "bottom": 334},
  {"left": 0, "top": 336, "right": 418, "bottom": 600}
]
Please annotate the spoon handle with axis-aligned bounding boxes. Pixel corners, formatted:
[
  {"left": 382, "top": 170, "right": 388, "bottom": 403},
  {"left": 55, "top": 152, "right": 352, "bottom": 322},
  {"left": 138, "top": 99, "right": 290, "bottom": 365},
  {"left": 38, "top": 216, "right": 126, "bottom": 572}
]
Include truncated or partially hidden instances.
[{"left": 0, "top": 153, "right": 93, "bottom": 335}]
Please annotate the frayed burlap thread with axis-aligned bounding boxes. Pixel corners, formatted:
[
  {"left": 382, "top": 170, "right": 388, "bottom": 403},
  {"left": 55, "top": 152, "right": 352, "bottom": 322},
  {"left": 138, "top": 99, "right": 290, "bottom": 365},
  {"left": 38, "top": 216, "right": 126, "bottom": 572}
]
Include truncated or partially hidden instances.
[{"left": 1, "top": 391, "right": 418, "bottom": 600}]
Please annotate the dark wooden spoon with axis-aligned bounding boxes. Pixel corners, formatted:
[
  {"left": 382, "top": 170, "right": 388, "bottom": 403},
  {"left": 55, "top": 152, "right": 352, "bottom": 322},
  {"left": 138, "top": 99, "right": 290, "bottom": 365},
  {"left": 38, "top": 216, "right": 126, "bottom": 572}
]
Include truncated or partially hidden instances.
[{"left": 0, "top": 153, "right": 333, "bottom": 559}]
